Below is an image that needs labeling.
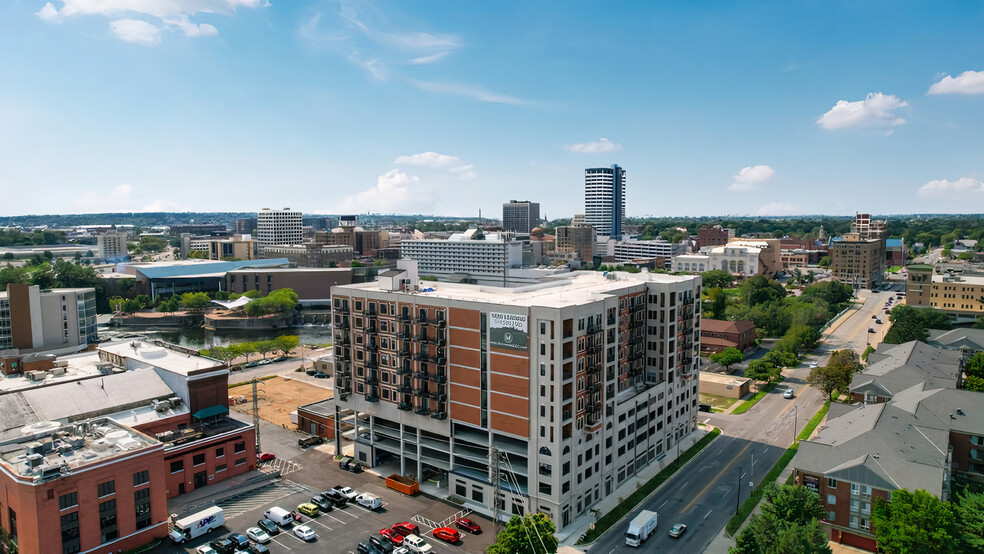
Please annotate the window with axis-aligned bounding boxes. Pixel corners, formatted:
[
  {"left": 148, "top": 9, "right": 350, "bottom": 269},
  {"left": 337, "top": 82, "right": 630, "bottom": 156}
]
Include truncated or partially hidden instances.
[
  {"left": 472, "top": 489, "right": 483, "bottom": 503},
  {"left": 133, "top": 470, "right": 149, "bottom": 487},
  {"left": 97, "top": 480, "right": 115, "bottom": 498},
  {"left": 236, "top": 457, "right": 247, "bottom": 466},
  {"left": 827, "top": 494, "right": 837, "bottom": 505},
  {"left": 170, "top": 460, "right": 184, "bottom": 473},
  {"left": 850, "top": 483, "right": 859, "bottom": 495},
  {"left": 193, "top": 453, "right": 206, "bottom": 466},
  {"left": 59, "top": 492, "right": 78, "bottom": 511},
  {"left": 456, "top": 483, "right": 466, "bottom": 496},
  {"left": 234, "top": 441, "right": 246, "bottom": 454},
  {"left": 850, "top": 498, "right": 859, "bottom": 512},
  {"left": 216, "top": 464, "right": 227, "bottom": 472},
  {"left": 61, "top": 511, "right": 80, "bottom": 554},
  {"left": 860, "top": 518, "right": 870, "bottom": 531},
  {"left": 8, "top": 508, "right": 16, "bottom": 545},
  {"left": 216, "top": 447, "right": 224, "bottom": 458},
  {"left": 99, "top": 500, "right": 118, "bottom": 543},
  {"left": 850, "top": 515, "right": 859, "bottom": 529},
  {"left": 134, "top": 488, "right": 152, "bottom": 530},
  {"left": 827, "top": 478, "right": 837, "bottom": 489}
]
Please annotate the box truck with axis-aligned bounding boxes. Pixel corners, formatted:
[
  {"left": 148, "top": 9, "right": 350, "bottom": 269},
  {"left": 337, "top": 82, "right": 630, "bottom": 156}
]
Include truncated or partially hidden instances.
[
  {"left": 169, "top": 506, "right": 224, "bottom": 544},
  {"left": 624, "top": 510, "right": 658, "bottom": 547}
]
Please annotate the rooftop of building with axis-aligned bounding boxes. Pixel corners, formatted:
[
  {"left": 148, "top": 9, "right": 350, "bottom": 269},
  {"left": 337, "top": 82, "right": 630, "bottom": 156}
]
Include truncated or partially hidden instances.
[
  {"left": 298, "top": 399, "right": 334, "bottom": 418},
  {"left": 99, "top": 341, "right": 225, "bottom": 376},
  {"left": 701, "top": 318, "right": 756, "bottom": 335},
  {"left": 932, "top": 271, "right": 984, "bottom": 286},
  {"left": 927, "top": 328, "right": 984, "bottom": 351},
  {"left": 121, "top": 258, "right": 290, "bottom": 280},
  {"left": 854, "top": 341, "right": 961, "bottom": 397},
  {"left": 0, "top": 350, "right": 109, "bottom": 394},
  {"left": 0, "top": 286, "right": 94, "bottom": 300},
  {"left": 699, "top": 372, "right": 750, "bottom": 386},
  {"left": 0, "top": 418, "right": 159, "bottom": 482},
  {"left": 336, "top": 270, "right": 696, "bottom": 307}
]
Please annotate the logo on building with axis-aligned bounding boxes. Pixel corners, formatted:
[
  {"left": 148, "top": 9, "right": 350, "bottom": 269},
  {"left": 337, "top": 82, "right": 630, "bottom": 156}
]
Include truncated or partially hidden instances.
[{"left": 489, "top": 312, "right": 528, "bottom": 350}]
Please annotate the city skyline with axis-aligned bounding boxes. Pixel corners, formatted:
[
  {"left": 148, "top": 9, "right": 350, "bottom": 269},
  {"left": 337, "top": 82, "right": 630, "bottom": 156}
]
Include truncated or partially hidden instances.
[{"left": 1, "top": 1, "right": 983, "bottom": 217}]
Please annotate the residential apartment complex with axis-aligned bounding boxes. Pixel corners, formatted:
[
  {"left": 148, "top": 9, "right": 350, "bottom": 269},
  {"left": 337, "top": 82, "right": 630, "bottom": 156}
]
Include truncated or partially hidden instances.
[
  {"left": 696, "top": 225, "right": 733, "bottom": 249},
  {"left": 584, "top": 165, "right": 626, "bottom": 238},
  {"left": 555, "top": 222, "right": 596, "bottom": 263},
  {"left": 97, "top": 230, "right": 128, "bottom": 263},
  {"left": 502, "top": 200, "right": 540, "bottom": 235},
  {"left": 401, "top": 228, "right": 524, "bottom": 283},
  {"left": 330, "top": 269, "right": 701, "bottom": 530},
  {"left": 829, "top": 233, "right": 885, "bottom": 289},
  {"left": 256, "top": 207, "right": 302, "bottom": 256},
  {"left": 906, "top": 264, "right": 984, "bottom": 323},
  {"left": 609, "top": 238, "right": 685, "bottom": 264},
  {"left": 0, "top": 284, "right": 97, "bottom": 354}
]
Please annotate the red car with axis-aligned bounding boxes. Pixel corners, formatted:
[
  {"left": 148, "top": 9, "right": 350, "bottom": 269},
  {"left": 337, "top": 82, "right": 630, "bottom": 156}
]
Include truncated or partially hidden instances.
[
  {"left": 433, "top": 527, "right": 460, "bottom": 543},
  {"left": 391, "top": 522, "right": 420, "bottom": 537},
  {"left": 257, "top": 452, "right": 276, "bottom": 462},
  {"left": 455, "top": 518, "right": 482, "bottom": 534},
  {"left": 379, "top": 528, "right": 403, "bottom": 546}
]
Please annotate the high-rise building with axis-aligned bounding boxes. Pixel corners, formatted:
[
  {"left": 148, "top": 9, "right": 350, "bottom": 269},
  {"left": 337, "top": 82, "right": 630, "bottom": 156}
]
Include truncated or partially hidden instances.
[
  {"left": 330, "top": 269, "right": 701, "bottom": 530},
  {"left": 850, "top": 213, "right": 887, "bottom": 241},
  {"left": 256, "top": 208, "right": 302, "bottom": 256},
  {"left": 400, "top": 228, "right": 524, "bottom": 282},
  {"left": 829, "top": 233, "right": 885, "bottom": 289},
  {"left": 502, "top": 200, "right": 540, "bottom": 234},
  {"left": 0, "top": 284, "right": 97, "bottom": 353},
  {"left": 97, "top": 230, "right": 128, "bottom": 263},
  {"left": 555, "top": 218, "right": 596, "bottom": 262},
  {"left": 235, "top": 217, "right": 257, "bottom": 235},
  {"left": 585, "top": 164, "right": 626, "bottom": 238}
]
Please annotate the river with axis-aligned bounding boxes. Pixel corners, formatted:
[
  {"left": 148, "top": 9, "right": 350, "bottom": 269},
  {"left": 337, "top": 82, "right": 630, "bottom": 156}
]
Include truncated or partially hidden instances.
[{"left": 99, "top": 325, "right": 334, "bottom": 349}]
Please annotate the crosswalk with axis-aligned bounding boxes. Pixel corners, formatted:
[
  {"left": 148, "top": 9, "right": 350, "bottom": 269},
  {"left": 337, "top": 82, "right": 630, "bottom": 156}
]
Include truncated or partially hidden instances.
[{"left": 219, "top": 482, "right": 308, "bottom": 520}]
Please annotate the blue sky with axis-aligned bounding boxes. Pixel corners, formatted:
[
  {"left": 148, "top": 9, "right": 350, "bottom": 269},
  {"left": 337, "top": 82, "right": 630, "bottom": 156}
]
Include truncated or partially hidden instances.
[{"left": 2, "top": 1, "right": 983, "bottom": 218}]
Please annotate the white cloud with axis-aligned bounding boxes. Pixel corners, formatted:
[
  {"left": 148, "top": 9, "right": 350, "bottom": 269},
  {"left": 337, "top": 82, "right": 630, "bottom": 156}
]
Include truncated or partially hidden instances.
[
  {"left": 74, "top": 183, "right": 188, "bottom": 212},
  {"left": 405, "top": 79, "right": 534, "bottom": 106},
  {"left": 756, "top": 202, "right": 802, "bottom": 216},
  {"left": 394, "top": 152, "right": 461, "bottom": 168},
  {"left": 410, "top": 51, "right": 450, "bottom": 65},
  {"left": 564, "top": 138, "right": 622, "bottom": 154},
  {"left": 729, "top": 165, "right": 775, "bottom": 192},
  {"left": 917, "top": 177, "right": 984, "bottom": 197},
  {"left": 928, "top": 70, "right": 984, "bottom": 95},
  {"left": 816, "top": 92, "right": 908, "bottom": 131},
  {"left": 35, "top": 0, "right": 265, "bottom": 42},
  {"left": 448, "top": 164, "right": 477, "bottom": 180},
  {"left": 338, "top": 169, "right": 419, "bottom": 213},
  {"left": 142, "top": 198, "right": 186, "bottom": 211},
  {"left": 110, "top": 19, "right": 161, "bottom": 45}
]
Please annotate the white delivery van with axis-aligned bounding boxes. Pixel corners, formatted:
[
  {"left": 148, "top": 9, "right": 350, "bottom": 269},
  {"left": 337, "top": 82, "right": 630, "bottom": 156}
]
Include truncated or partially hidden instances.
[
  {"left": 625, "top": 510, "right": 658, "bottom": 547},
  {"left": 169, "top": 506, "right": 224, "bottom": 543},
  {"left": 355, "top": 492, "right": 382, "bottom": 510},
  {"left": 264, "top": 506, "right": 294, "bottom": 526}
]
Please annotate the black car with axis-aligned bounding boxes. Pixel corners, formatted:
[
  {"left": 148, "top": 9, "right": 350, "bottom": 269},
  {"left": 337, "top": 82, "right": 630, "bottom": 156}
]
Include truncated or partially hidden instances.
[
  {"left": 322, "top": 489, "right": 347, "bottom": 506},
  {"left": 228, "top": 533, "right": 250, "bottom": 550},
  {"left": 256, "top": 518, "right": 280, "bottom": 535},
  {"left": 311, "top": 494, "right": 334, "bottom": 512},
  {"left": 369, "top": 535, "right": 395, "bottom": 553},
  {"left": 338, "top": 456, "right": 355, "bottom": 470},
  {"left": 357, "top": 542, "right": 381, "bottom": 554},
  {"left": 209, "top": 538, "right": 237, "bottom": 554},
  {"left": 298, "top": 435, "right": 324, "bottom": 448},
  {"left": 246, "top": 544, "right": 270, "bottom": 554}
]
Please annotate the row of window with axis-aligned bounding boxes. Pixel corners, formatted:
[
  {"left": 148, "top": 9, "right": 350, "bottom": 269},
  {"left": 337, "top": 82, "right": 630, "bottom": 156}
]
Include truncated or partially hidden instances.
[{"left": 169, "top": 443, "right": 245, "bottom": 473}]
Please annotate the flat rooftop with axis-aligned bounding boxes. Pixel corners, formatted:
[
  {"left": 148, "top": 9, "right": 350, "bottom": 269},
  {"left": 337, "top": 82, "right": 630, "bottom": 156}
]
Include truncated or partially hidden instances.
[
  {"left": 699, "top": 372, "right": 750, "bottom": 386},
  {"left": 0, "top": 419, "right": 158, "bottom": 481},
  {"left": 99, "top": 341, "right": 224, "bottom": 376},
  {"left": 934, "top": 273, "right": 984, "bottom": 286},
  {"left": 0, "top": 350, "right": 108, "bottom": 394},
  {"left": 336, "top": 270, "right": 697, "bottom": 308}
]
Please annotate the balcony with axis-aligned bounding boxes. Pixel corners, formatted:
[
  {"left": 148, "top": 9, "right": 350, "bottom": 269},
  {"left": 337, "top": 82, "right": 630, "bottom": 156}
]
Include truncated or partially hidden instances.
[
  {"left": 414, "top": 388, "right": 430, "bottom": 396},
  {"left": 414, "top": 334, "right": 429, "bottom": 343},
  {"left": 397, "top": 366, "right": 411, "bottom": 376},
  {"left": 366, "top": 373, "right": 379, "bottom": 385},
  {"left": 366, "top": 343, "right": 378, "bottom": 352},
  {"left": 433, "top": 374, "right": 447, "bottom": 384},
  {"left": 365, "top": 393, "right": 379, "bottom": 402},
  {"left": 397, "top": 331, "right": 410, "bottom": 340},
  {"left": 414, "top": 407, "right": 431, "bottom": 416},
  {"left": 398, "top": 384, "right": 412, "bottom": 394},
  {"left": 398, "top": 402, "right": 412, "bottom": 411},
  {"left": 435, "top": 337, "right": 446, "bottom": 347},
  {"left": 366, "top": 326, "right": 378, "bottom": 335},
  {"left": 334, "top": 334, "right": 349, "bottom": 345},
  {"left": 397, "top": 313, "right": 411, "bottom": 322},
  {"left": 398, "top": 347, "right": 411, "bottom": 357},
  {"left": 414, "top": 352, "right": 429, "bottom": 362},
  {"left": 430, "top": 411, "right": 447, "bottom": 420},
  {"left": 334, "top": 305, "right": 349, "bottom": 314},
  {"left": 414, "top": 317, "right": 429, "bottom": 325},
  {"left": 366, "top": 359, "right": 378, "bottom": 369},
  {"left": 335, "top": 350, "right": 350, "bottom": 361},
  {"left": 413, "top": 371, "right": 429, "bottom": 380},
  {"left": 435, "top": 356, "right": 447, "bottom": 366}
]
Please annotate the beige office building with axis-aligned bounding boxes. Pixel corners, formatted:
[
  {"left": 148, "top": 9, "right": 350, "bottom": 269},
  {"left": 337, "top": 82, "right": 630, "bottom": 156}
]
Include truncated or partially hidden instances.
[{"left": 830, "top": 233, "right": 885, "bottom": 289}]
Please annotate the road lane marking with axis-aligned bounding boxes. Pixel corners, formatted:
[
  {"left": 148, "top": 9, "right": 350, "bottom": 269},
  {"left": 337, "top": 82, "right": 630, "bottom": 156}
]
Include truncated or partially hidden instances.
[
  {"left": 679, "top": 440, "right": 754, "bottom": 514},
  {"left": 270, "top": 538, "right": 292, "bottom": 551},
  {"left": 721, "top": 489, "right": 731, "bottom": 500},
  {"left": 681, "top": 481, "right": 689, "bottom": 489},
  {"left": 659, "top": 500, "right": 669, "bottom": 510},
  {"left": 705, "top": 509, "right": 713, "bottom": 520}
]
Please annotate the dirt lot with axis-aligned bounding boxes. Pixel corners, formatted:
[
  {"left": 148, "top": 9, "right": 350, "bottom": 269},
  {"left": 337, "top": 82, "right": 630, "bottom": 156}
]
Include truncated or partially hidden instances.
[{"left": 229, "top": 376, "right": 331, "bottom": 428}]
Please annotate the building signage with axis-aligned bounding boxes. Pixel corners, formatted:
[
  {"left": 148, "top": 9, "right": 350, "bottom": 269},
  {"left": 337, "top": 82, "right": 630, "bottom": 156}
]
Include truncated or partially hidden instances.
[
  {"left": 803, "top": 474, "right": 820, "bottom": 493},
  {"left": 489, "top": 312, "right": 528, "bottom": 351}
]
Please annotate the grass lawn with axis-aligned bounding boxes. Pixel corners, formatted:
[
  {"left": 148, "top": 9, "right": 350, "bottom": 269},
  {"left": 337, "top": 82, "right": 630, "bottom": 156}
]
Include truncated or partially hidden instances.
[{"left": 699, "top": 392, "right": 740, "bottom": 413}]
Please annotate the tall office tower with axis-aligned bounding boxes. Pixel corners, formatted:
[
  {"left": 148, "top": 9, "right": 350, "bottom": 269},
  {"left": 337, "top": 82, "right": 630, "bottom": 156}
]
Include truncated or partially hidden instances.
[
  {"left": 256, "top": 207, "right": 302, "bottom": 256},
  {"left": 330, "top": 269, "right": 701, "bottom": 530},
  {"left": 502, "top": 200, "right": 540, "bottom": 234},
  {"left": 584, "top": 164, "right": 626, "bottom": 238},
  {"left": 236, "top": 217, "right": 258, "bottom": 235},
  {"left": 97, "top": 229, "right": 128, "bottom": 263}
]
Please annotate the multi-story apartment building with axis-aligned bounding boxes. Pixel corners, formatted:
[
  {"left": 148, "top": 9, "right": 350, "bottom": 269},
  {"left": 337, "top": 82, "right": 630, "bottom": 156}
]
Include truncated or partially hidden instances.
[
  {"left": 502, "top": 200, "right": 541, "bottom": 235},
  {"left": 97, "top": 230, "right": 128, "bottom": 263},
  {"left": 401, "top": 228, "right": 524, "bottom": 283},
  {"left": 850, "top": 213, "right": 887, "bottom": 241},
  {"left": 696, "top": 225, "right": 733, "bottom": 249},
  {"left": 314, "top": 219, "right": 385, "bottom": 257},
  {"left": 256, "top": 208, "right": 302, "bottom": 256},
  {"left": 829, "top": 233, "right": 885, "bottom": 289},
  {"left": 262, "top": 244, "right": 354, "bottom": 267},
  {"left": 609, "top": 238, "right": 685, "bottom": 265},
  {"left": 555, "top": 219, "right": 596, "bottom": 263},
  {"left": 0, "top": 284, "right": 97, "bottom": 354},
  {"left": 585, "top": 165, "right": 626, "bottom": 238},
  {"left": 906, "top": 264, "right": 984, "bottom": 323},
  {"left": 330, "top": 269, "right": 701, "bottom": 530}
]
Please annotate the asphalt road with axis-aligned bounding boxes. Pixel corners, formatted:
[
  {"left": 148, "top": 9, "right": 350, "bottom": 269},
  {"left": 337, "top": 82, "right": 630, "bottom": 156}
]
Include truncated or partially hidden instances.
[{"left": 586, "top": 291, "right": 886, "bottom": 553}]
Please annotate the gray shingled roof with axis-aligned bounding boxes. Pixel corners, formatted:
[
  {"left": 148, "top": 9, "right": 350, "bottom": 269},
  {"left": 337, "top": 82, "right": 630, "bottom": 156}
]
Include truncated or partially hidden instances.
[
  {"left": 851, "top": 341, "right": 961, "bottom": 400},
  {"left": 927, "top": 328, "right": 984, "bottom": 352}
]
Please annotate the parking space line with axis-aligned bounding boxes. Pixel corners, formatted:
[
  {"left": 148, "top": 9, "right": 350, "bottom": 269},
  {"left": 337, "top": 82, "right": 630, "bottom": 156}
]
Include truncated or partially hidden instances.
[
  {"left": 325, "top": 513, "right": 347, "bottom": 525},
  {"left": 269, "top": 537, "right": 292, "bottom": 551},
  {"left": 308, "top": 518, "right": 334, "bottom": 532}
]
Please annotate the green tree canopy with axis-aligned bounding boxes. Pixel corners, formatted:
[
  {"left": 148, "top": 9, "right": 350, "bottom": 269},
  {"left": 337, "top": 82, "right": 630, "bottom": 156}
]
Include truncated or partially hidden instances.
[
  {"left": 871, "top": 488, "right": 961, "bottom": 554},
  {"left": 710, "top": 347, "right": 744, "bottom": 371},
  {"left": 487, "top": 513, "right": 558, "bottom": 554},
  {"left": 884, "top": 305, "right": 953, "bottom": 344},
  {"left": 179, "top": 292, "right": 211, "bottom": 311},
  {"left": 808, "top": 350, "right": 859, "bottom": 400},
  {"left": 955, "top": 490, "right": 984, "bottom": 551},
  {"left": 745, "top": 359, "right": 781, "bottom": 383},
  {"left": 273, "top": 335, "right": 300, "bottom": 357},
  {"left": 702, "top": 269, "right": 735, "bottom": 289},
  {"left": 731, "top": 484, "right": 831, "bottom": 554}
]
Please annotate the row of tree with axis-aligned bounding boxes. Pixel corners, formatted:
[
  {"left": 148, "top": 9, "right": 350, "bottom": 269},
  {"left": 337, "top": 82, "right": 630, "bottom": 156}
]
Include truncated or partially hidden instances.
[
  {"left": 883, "top": 304, "right": 954, "bottom": 344},
  {"left": 110, "top": 292, "right": 211, "bottom": 314},
  {"left": 200, "top": 335, "right": 300, "bottom": 366},
  {"left": 0, "top": 259, "right": 110, "bottom": 311}
]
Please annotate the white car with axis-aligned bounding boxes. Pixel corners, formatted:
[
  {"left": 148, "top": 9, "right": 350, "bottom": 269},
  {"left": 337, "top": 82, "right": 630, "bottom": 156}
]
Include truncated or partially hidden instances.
[
  {"left": 335, "top": 485, "right": 359, "bottom": 501},
  {"left": 783, "top": 388, "right": 795, "bottom": 399},
  {"left": 196, "top": 547, "right": 217, "bottom": 554},
  {"left": 809, "top": 361, "right": 819, "bottom": 369},
  {"left": 403, "top": 534, "right": 433, "bottom": 553},
  {"left": 246, "top": 526, "right": 271, "bottom": 544},
  {"left": 393, "top": 548, "right": 410, "bottom": 554},
  {"left": 293, "top": 525, "right": 317, "bottom": 541}
]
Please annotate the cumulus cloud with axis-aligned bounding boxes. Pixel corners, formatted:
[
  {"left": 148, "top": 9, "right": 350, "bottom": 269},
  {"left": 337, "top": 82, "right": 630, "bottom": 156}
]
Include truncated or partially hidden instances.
[
  {"left": 74, "top": 183, "right": 185, "bottom": 212},
  {"left": 338, "top": 169, "right": 419, "bottom": 213},
  {"left": 756, "top": 202, "right": 802, "bottom": 216},
  {"left": 34, "top": 0, "right": 265, "bottom": 43},
  {"left": 564, "top": 138, "right": 622, "bottom": 154},
  {"left": 110, "top": 19, "right": 161, "bottom": 45},
  {"left": 816, "top": 92, "right": 908, "bottom": 132},
  {"left": 729, "top": 165, "right": 775, "bottom": 192},
  {"left": 928, "top": 70, "right": 984, "bottom": 95},
  {"left": 394, "top": 152, "right": 461, "bottom": 168},
  {"left": 917, "top": 177, "right": 984, "bottom": 197}
]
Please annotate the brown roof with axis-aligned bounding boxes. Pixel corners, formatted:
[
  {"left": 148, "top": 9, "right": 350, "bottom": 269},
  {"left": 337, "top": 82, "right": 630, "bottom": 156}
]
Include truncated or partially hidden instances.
[
  {"left": 701, "top": 336, "right": 738, "bottom": 348},
  {"left": 701, "top": 319, "right": 756, "bottom": 335}
]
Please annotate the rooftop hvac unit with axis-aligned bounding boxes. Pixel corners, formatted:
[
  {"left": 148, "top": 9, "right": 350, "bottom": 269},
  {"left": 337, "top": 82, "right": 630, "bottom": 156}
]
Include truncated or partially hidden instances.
[
  {"left": 153, "top": 399, "right": 172, "bottom": 412},
  {"left": 25, "top": 453, "right": 44, "bottom": 468},
  {"left": 168, "top": 396, "right": 183, "bottom": 407},
  {"left": 25, "top": 441, "right": 44, "bottom": 456},
  {"left": 50, "top": 367, "right": 66, "bottom": 376},
  {"left": 54, "top": 360, "right": 68, "bottom": 368},
  {"left": 57, "top": 443, "right": 73, "bottom": 455}
]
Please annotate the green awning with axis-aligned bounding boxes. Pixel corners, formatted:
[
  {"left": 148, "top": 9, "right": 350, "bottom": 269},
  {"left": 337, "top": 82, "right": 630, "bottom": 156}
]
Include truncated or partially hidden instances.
[{"left": 193, "top": 405, "right": 229, "bottom": 419}]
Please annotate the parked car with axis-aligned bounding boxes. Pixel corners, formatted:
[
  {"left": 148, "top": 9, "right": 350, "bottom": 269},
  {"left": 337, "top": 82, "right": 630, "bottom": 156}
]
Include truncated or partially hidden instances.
[
  {"left": 322, "top": 489, "right": 348, "bottom": 506},
  {"left": 315, "top": 372, "right": 329, "bottom": 378},
  {"left": 227, "top": 533, "right": 250, "bottom": 550},
  {"left": 297, "top": 503, "right": 320, "bottom": 517},
  {"left": 392, "top": 522, "right": 420, "bottom": 537},
  {"left": 455, "top": 518, "right": 482, "bottom": 534},
  {"left": 208, "top": 538, "right": 236, "bottom": 554},
  {"left": 338, "top": 456, "right": 356, "bottom": 470},
  {"left": 875, "top": 318, "right": 882, "bottom": 324},
  {"left": 306, "top": 368, "right": 318, "bottom": 375},
  {"left": 245, "top": 527, "right": 271, "bottom": 544},
  {"left": 356, "top": 493, "right": 383, "bottom": 510},
  {"left": 380, "top": 528, "right": 404, "bottom": 545},
  {"left": 809, "top": 361, "right": 819, "bottom": 369},
  {"left": 403, "top": 534, "right": 433, "bottom": 553},
  {"left": 669, "top": 523, "right": 688, "bottom": 538},
  {"left": 196, "top": 546, "right": 218, "bottom": 554},
  {"left": 246, "top": 544, "right": 270, "bottom": 554},
  {"left": 432, "top": 527, "right": 460, "bottom": 543},
  {"left": 370, "top": 535, "right": 395, "bottom": 553},
  {"left": 293, "top": 525, "right": 317, "bottom": 541},
  {"left": 311, "top": 494, "right": 334, "bottom": 512},
  {"left": 298, "top": 435, "right": 324, "bottom": 448},
  {"left": 257, "top": 452, "right": 276, "bottom": 462},
  {"left": 357, "top": 543, "right": 381, "bottom": 554},
  {"left": 868, "top": 328, "right": 876, "bottom": 333},
  {"left": 783, "top": 388, "right": 795, "bottom": 399},
  {"left": 256, "top": 518, "right": 280, "bottom": 535},
  {"left": 333, "top": 485, "right": 360, "bottom": 501}
]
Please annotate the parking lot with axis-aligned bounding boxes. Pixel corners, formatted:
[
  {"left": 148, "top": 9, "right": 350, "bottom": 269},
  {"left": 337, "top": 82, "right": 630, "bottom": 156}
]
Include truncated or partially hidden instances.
[{"left": 156, "top": 451, "right": 495, "bottom": 554}]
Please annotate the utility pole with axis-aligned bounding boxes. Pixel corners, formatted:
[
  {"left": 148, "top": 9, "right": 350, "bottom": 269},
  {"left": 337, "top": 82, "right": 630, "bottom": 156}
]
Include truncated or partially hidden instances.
[{"left": 252, "top": 378, "right": 261, "bottom": 453}]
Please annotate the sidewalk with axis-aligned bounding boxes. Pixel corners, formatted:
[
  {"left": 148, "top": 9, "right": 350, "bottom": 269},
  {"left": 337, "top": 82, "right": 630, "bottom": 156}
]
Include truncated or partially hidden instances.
[
  {"left": 556, "top": 427, "right": 709, "bottom": 548},
  {"left": 167, "top": 468, "right": 281, "bottom": 517}
]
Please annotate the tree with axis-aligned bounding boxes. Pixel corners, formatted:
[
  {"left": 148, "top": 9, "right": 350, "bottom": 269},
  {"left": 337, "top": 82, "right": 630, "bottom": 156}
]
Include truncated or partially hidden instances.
[
  {"left": 955, "top": 490, "right": 984, "bottom": 551},
  {"left": 731, "top": 484, "right": 831, "bottom": 554},
  {"left": 2, "top": 252, "right": 12, "bottom": 260},
  {"left": 808, "top": 350, "right": 859, "bottom": 400},
  {"left": 0, "top": 265, "right": 31, "bottom": 288},
  {"left": 702, "top": 269, "right": 735, "bottom": 289},
  {"left": 134, "top": 294, "right": 151, "bottom": 309},
  {"left": 207, "top": 346, "right": 238, "bottom": 366},
  {"left": 273, "top": 335, "right": 300, "bottom": 357},
  {"left": 818, "top": 256, "right": 831, "bottom": 268},
  {"left": 965, "top": 352, "right": 984, "bottom": 380},
  {"left": 739, "top": 275, "right": 787, "bottom": 306},
  {"left": 487, "top": 512, "right": 558, "bottom": 554},
  {"left": 745, "top": 359, "right": 780, "bottom": 383},
  {"left": 764, "top": 348, "right": 798, "bottom": 369},
  {"left": 871, "top": 489, "right": 961, "bottom": 554},
  {"left": 884, "top": 305, "right": 953, "bottom": 344},
  {"left": 236, "top": 342, "right": 257, "bottom": 364},
  {"left": 120, "top": 298, "right": 142, "bottom": 313},
  {"left": 256, "top": 340, "right": 277, "bottom": 358},
  {"left": 775, "top": 324, "right": 820, "bottom": 353},
  {"left": 710, "top": 347, "right": 744, "bottom": 371},
  {"left": 179, "top": 292, "right": 211, "bottom": 311}
]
